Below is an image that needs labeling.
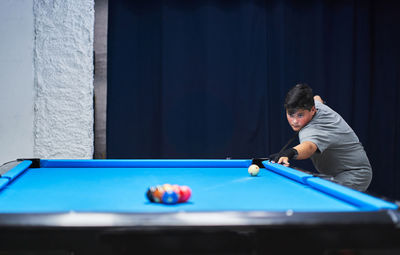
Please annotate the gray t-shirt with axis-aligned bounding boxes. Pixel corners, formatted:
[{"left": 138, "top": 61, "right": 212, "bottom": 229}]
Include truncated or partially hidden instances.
[{"left": 299, "top": 101, "right": 372, "bottom": 176}]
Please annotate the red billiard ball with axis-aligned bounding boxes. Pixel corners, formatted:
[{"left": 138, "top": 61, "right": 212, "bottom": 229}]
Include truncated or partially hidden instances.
[{"left": 179, "top": 185, "right": 191, "bottom": 203}]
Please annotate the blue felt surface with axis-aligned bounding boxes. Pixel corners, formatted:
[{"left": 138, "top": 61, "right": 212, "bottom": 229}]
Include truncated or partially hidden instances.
[
  {"left": 0, "top": 159, "right": 397, "bottom": 213},
  {"left": 0, "top": 166, "right": 365, "bottom": 213}
]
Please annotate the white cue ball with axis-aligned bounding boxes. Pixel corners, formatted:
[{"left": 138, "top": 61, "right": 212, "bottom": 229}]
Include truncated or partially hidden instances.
[{"left": 248, "top": 164, "right": 260, "bottom": 176}]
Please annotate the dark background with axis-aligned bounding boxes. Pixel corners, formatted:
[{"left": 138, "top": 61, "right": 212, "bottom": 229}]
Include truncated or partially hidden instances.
[{"left": 107, "top": 0, "right": 400, "bottom": 200}]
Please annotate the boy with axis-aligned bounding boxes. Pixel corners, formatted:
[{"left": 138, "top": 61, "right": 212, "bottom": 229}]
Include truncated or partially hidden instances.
[{"left": 270, "top": 84, "right": 372, "bottom": 192}]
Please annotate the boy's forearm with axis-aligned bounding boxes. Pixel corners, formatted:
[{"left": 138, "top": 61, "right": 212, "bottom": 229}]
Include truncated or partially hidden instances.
[{"left": 294, "top": 141, "right": 317, "bottom": 159}]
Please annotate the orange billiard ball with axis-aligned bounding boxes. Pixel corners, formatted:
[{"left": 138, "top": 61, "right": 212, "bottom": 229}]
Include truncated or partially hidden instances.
[{"left": 152, "top": 185, "right": 165, "bottom": 203}]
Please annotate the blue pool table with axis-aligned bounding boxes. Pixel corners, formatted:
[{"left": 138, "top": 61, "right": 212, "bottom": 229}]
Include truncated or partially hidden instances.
[{"left": 0, "top": 158, "right": 399, "bottom": 254}]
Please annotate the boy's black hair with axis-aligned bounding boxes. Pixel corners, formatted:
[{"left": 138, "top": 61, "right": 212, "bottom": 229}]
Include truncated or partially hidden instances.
[{"left": 284, "top": 83, "right": 315, "bottom": 114}]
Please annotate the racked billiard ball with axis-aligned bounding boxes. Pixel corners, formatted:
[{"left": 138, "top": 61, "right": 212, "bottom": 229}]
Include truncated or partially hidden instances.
[
  {"left": 162, "top": 190, "right": 179, "bottom": 204},
  {"left": 179, "top": 185, "right": 192, "bottom": 203},
  {"left": 152, "top": 185, "right": 165, "bottom": 203},
  {"left": 172, "top": 184, "right": 181, "bottom": 201},
  {"left": 146, "top": 186, "right": 156, "bottom": 202}
]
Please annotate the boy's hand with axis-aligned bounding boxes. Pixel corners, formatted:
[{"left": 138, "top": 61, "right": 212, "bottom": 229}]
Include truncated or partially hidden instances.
[
  {"left": 269, "top": 148, "right": 298, "bottom": 166},
  {"left": 268, "top": 152, "right": 279, "bottom": 162},
  {"left": 277, "top": 156, "right": 290, "bottom": 166}
]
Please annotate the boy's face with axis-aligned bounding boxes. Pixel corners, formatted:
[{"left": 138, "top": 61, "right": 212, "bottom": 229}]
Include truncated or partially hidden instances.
[{"left": 286, "top": 106, "right": 316, "bottom": 132}]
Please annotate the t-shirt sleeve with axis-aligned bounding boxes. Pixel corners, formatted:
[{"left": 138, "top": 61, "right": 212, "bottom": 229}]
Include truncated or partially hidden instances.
[{"left": 299, "top": 125, "right": 330, "bottom": 153}]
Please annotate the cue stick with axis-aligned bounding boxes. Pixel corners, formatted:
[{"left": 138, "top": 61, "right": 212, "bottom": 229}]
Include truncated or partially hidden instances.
[{"left": 273, "top": 131, "right": 299, "bottom": 160}]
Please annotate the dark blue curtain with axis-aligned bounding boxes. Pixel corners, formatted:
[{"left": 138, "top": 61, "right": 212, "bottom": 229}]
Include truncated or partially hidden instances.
[{"left": 107, "top": 0, "right": 400, "bottom": 199}]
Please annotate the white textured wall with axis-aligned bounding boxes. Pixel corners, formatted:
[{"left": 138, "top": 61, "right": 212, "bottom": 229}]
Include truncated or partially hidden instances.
[
  {"left": 33, "top": 0, "right": 95, "bottom": 159},
  {"left": 0, "top": 0, "right": 35, "bottom": 164}
]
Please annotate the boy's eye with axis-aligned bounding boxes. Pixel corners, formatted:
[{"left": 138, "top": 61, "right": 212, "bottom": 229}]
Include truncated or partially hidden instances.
[{"left": 297, "top": 114, "right": 304, "bottom": 118}]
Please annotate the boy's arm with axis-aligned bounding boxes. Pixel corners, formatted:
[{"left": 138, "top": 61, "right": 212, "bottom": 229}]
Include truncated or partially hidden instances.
[
  {"left": 277, "top": 141, "right": 318, "bottom": 166},
  {"left": 293, "top": 141, "right": 318, "bottom": 159},
  {"left": 314, "top": 95, "right": 324, "bottom": 104}
]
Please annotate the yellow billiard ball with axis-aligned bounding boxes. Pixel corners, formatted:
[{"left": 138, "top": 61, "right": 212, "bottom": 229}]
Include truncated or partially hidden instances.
[
  {"left": 162, "top": 183, "right": 173, "bottom": 191},
  {"left": 248, "top": 164, "right": 260, "bottom": 176}
]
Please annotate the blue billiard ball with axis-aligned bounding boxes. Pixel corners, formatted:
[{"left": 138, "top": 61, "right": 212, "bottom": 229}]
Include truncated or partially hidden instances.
[{"left": 162, "top": 190, "right": 179, "bottom": 204}]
